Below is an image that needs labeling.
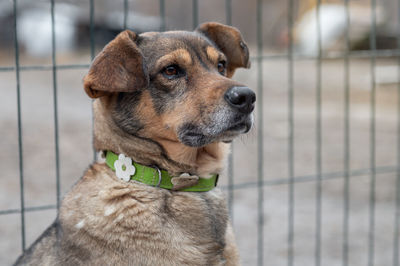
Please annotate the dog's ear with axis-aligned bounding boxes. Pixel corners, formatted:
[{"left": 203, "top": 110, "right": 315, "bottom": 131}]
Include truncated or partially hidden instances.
[
  {"left": 83, "top": 30, "right": 148, "bottom": 98},
  {"left": 196, "top": 22, "right": 250, "bottom": 77}
]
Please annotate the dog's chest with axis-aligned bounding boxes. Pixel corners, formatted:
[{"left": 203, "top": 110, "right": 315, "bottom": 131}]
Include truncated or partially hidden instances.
[
  {"left": 60, "top": 169, "right": 229, "bottom": 265},
  {"left": 163, "top": 188, "right": 228, "bottom": 244}
]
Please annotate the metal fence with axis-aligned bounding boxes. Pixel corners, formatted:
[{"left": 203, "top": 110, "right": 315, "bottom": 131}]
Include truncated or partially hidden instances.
[{"left": 1, "top": 0, "right": 400, "bottom": 265}]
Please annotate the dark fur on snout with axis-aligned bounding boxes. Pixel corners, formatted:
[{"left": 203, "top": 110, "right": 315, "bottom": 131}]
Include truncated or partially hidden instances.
[{"left": 14, "top": 22, "right": 253, "bottom": 266}]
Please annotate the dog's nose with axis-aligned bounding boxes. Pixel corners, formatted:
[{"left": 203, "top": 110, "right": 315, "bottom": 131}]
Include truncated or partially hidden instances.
[{"left": 224, "top": 86, "right": 256, "bottom": 114}]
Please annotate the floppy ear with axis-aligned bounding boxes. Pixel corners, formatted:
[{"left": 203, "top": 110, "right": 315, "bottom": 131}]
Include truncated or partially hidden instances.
[
  {"left": 83, "top": 30, "right": 149, "bottom": 98},
  {"left": 196, "top": 22, "right": 250, "bottom": 77}
]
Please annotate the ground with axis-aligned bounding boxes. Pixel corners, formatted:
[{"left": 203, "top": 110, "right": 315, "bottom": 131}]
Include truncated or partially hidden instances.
[{"left": 0, "top": 51, "right": 399, "bottom": 265}]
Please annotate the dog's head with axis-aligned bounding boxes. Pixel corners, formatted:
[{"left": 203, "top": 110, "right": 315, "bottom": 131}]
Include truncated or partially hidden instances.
[{"left": 84, "top": 22, "right": 254, "bottom": 155}]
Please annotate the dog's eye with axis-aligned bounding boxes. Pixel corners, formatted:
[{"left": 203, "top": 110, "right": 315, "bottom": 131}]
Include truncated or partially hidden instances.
[
  {"left": 217, "top": 61, "right": 226, "bottom": 75},
  {"left": 162, "top": 65, "right": 182, "bottom": 79},
  {"left": 165, "top": 65, "right": 177, "bottom": 76}
]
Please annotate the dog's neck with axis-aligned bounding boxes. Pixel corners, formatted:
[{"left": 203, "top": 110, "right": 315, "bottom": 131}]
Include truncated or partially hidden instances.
[
  {"left": 92, "top": 100, "right": 229, "bottom": 176},
  {"left": 152, "top": 138, "right": 229, "bottom": 177}
]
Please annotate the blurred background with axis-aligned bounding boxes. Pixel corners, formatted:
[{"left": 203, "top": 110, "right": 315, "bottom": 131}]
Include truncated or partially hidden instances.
[{"left": 1, "top": 0, "right": 400, "bottom": 265}]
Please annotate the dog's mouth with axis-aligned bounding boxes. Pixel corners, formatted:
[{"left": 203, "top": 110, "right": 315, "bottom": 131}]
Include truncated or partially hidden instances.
[
  {"left": 178, "top": 114, "right": 253, "bottom": 147},
  {"left": 219, "top": 119, "right": 252, "bottom": 143},
  {"left": 227, "top": 121, "right": 251, "bottom": 133}
]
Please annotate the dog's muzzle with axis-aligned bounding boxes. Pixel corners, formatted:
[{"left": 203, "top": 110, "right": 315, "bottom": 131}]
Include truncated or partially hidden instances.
[{"left": 178, "top": 86, "right": 256, "bottom": 147}]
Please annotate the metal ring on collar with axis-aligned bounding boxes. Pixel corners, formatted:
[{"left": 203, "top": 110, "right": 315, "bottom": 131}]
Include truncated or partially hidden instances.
[{"left": 154, "top": 166, "right": 162, "bottom": 187}]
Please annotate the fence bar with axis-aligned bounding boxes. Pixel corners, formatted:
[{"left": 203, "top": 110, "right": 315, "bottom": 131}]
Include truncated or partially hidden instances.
[
  {"left": 225, "top": 0, "right": 234, "bottom": 220},
  {"left": 89, "top": 0, "right": 97, "bottom": 163},
  {"left": 13, "top": 0, "right": 26, "bottom": 252},
  {"left": 287, "top": 0, "right": 295, "bottom": 264},
  {"left": 123, "top": 0, "right": 128, "bottom": 30},
  {"left": 89, "top": 0, "right": 95, "bottom": 60},
  {"left": 255, "top": 49, "right": 400, "bottom": 60},
  {"left": 225, "top": 0, "right": 232, "bottom": 26},
  {"left": 368, "top": 0, "right": 377, "bottom": 265},
  {"left": 50, "top": 0, "right": 61, "bottom": 211},
  {"left": 0, "top": 205, "right": 57, "bottom": 216},
  {"left": 225, "top": 165, "right": 399, "bottom": 191},
  {"left": 393, "top": 1, "right": 400, "bottom": 265},
  {"left": 0, "top": 64, "right": 90, "bottom": 72},
  {"left": 342, "top": 0, "right": 351, "bottom": 265},
  {"left": 192, "top": 0, "right": 198, "bottom": 29},
  {"left": 315, "top": 0, "right": 323, "bottom": 265},
  {"left": 256, "top": 0, "right": 264, "bottom": 265},
  {"left": 159, "top": 0, "right": 166, "bottom": 31}
]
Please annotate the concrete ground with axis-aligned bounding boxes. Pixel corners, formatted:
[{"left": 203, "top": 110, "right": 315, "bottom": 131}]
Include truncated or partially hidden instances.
[{"left": 1, "top": 51, "right": 399, "bottom": 265}]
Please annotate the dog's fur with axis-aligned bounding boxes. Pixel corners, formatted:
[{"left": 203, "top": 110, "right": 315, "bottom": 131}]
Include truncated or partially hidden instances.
[{"left": 14, "top": 22, "right": 253, "bottom": 266}]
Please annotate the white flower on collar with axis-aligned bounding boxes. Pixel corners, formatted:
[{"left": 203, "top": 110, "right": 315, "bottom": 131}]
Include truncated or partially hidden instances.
[{"left": 114, "top": 154, "right": 135, "bottom": 182}]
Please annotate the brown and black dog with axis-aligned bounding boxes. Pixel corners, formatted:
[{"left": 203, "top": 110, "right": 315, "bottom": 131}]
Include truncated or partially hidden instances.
[{"left": 14, "top": 22, "right": 255, "bottom": 266}]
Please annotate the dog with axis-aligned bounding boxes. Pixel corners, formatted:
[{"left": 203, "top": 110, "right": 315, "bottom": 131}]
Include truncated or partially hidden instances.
[{"left": 14, "top": 22, "right": 255, "bottom": 266}]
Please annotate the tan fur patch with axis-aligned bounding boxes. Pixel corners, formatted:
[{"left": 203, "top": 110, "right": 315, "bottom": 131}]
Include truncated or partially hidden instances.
[
  {"left": 206, "top": 46, "right": 220, "bottom": 64},
  {"left": 155, "top": 48, "right": 193, "bottom": 69}
]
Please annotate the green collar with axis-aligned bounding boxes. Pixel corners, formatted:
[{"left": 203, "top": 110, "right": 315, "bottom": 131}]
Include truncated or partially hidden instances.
[{"left": 105, "top": 151, "right": 218, "bottom": 192}]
